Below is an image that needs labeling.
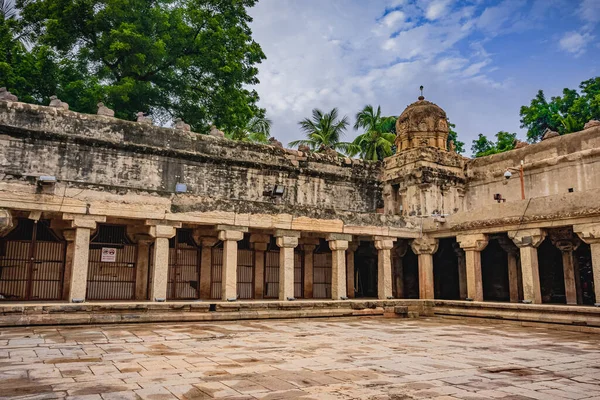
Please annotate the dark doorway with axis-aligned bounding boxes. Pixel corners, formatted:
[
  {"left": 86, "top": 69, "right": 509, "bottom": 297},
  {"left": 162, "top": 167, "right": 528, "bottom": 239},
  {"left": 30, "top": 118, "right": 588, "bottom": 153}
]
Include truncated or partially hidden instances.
[
  {"left": 313, "top": 239, "right": 332, "bottom": 299},
  {"left": 575, "top": 243, "right": 595, "bottom": 305},
  {"left": 167, "top": 228, "right": 201, "bottom": 300},
  {"left": 537, "top": 238, "right": 566, "bottom": 304},
  {"left": 433, "top": 238, "right": 460, "bottom": 300},
  {"left": 354, "top": 241, "right": 378, "bottom": 298},
  {"left": 481, "top": 238, "right": 510, "bottom": 302},
  {"left": 403, "top": 246, "right": 419, "bottom": 299},
  {"left": 0, "top": 218, "right": 66, "bottom": 301}
]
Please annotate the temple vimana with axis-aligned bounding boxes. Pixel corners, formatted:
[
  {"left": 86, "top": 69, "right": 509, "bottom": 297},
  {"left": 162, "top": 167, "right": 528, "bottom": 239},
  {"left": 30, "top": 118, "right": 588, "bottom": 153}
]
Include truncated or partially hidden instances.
[{"left": 1, "top": 89, "right": 600, "bottom": 326}]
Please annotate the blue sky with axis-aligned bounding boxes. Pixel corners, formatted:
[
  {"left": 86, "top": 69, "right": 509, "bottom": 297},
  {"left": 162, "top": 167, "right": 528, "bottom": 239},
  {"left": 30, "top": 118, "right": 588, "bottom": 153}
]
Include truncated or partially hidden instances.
[{"left": 249, "top": 0, "right": 600, "bottom": 155}]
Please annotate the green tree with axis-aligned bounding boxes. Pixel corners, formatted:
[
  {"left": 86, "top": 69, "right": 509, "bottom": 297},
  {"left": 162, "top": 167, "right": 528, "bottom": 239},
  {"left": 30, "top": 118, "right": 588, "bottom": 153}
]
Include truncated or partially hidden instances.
[
  {"left": 520, "top": 77, "right": 600, "bottom": 142},
  {"left": 289, "top": 108, "right": 352, "bottom": 155},
  {"left": 471, "top": 131, "right": 517, "bottom": 157},
  {"left": 349, "top": 105, "right": 396, "bottom": 161},
  {"left": 226, "top": 115, "right": 272, "bottom": 143},
  {"left": 11, "top": 0, "right": 265, "bottom": 133},
  {"left": 447, "top": 121, "right": 465, "bottom": 154}
]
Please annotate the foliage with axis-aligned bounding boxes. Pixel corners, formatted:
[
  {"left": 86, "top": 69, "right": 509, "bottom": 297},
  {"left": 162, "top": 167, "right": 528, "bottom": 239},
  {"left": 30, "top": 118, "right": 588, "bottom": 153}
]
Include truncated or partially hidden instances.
[
  {"left": 520, "top": 77, "right": 600, "bottom": 142},
  {"left": 471, "top": 131, "right": 517, "bottom": 157},
  {"left": 2, "top": 0, "right": 265, "bottom": 133},
  {"left": 288, "top": 108, "right": 352, "bottom": 155},
  {"left": 348, "top": 105, "right": 396, "bottom": 161},
  {"left": 226, "top": 115, "right": 272, "bottom": 143},
  {"left": 447, "top": 121, "right": 465, "bottom": 154}
]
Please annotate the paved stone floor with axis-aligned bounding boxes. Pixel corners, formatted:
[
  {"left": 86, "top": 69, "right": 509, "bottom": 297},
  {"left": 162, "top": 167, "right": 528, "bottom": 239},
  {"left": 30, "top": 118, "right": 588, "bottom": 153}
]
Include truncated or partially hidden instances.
[{"left": 1, "top": 317, "right": 600, "bottom": 400}]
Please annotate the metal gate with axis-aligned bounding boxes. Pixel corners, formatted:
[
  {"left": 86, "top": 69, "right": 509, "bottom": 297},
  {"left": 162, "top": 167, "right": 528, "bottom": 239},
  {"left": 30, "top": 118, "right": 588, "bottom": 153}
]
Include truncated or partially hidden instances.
[
  {"left": 313, "top": 251, "right": 332, "bottom": 299},
  {"left": 87, "top": 224, "right": 137, "bottom": 300},
  {"left": 264, "top": 250, "right": 279, "bottom": 298},
  {"left": 210, "top": 246, "right": 255, "bottom": 299},
  {"left": 168, "top": 229, "right": 201, "bottom": 300},
  {"left": 0, "top": 218, "right": 65, "bottom": 301},
  {"left": 294, "top": 250, "right": 304, "bottom": 298}
]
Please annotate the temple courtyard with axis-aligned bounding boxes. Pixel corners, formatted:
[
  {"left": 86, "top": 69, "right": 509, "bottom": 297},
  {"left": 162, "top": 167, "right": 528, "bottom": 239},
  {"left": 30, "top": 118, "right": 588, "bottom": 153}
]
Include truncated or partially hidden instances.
[{"left": 0, "top": 318, "right": 599, "bottom": 400}]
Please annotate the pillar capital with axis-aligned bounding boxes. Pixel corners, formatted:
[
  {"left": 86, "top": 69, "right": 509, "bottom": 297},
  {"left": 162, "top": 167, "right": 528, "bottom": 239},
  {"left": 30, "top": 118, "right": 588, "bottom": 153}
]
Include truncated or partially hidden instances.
[
  {"left": 508, "top": 228, "right": 546, "bottom": 248},
  {"left": 302, "top": 244, "right": 317, "bottom": 252},
  {"left": 374, "top": 238, "right": 394, "bottom": 250},
  {"left": 63, "top": 213, "right": 106, "bottom": 229},
  {"left": 411, "top": 236, "right": 438, "bottom": 255},
  {"left": 276, "top": 236, "right": 298, "bottom": 248},
  {"left": 200, "top": 237, "right": 219, "bottom": 247},
  {"left": 457, "top": 234, "right": 488, "bottom": 252},
  {"left": 326, "top": 233, "right": 353, "bottom": 242},
  {"left": 548, "top": 228, "right": 580, "bottom": 252},
  {"left": 218, "top": 230, "right": 245, "bottom": 242},
  {"left": 216, "top": 224, "right": 248, "bottom": 233},
  {"left": 149, "top": 224, "right": 177, "bottom": 239},
  {"left": 348, "top": 241, "right": 360, "bottom": 252},
  {"left": 393, "top": 240, "right": 409, "bottom": 258},
  {"left": 249, "top": 233, "right": 271, "bottom": 243},
  {"left": 329, "top": 240, "right": 348, "bottom": 251},
  {"left": 0, "top": 209, "right": 13, "bottom": 237},
  {"left": 575, "top": 223, "right": 600, "bottom": 244},
  {"left": 274, "top": 229, "right": 301, "bottom": 238}
]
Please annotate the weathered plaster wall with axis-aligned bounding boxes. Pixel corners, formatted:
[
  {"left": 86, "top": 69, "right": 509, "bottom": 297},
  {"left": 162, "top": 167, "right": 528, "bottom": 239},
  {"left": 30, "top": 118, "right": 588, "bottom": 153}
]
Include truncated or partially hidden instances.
[
  {"left": 0, "top": 102, "right": 386, "bottom": 226},
  {"left": 465, "top": 126, "right": 600, "bottom": 209}
]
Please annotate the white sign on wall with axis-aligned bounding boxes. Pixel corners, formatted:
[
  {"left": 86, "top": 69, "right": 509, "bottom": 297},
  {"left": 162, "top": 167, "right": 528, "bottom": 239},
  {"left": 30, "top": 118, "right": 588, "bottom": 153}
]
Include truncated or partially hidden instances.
[{"left": 101, "top": 247, "right": 117, "bottom": 262}]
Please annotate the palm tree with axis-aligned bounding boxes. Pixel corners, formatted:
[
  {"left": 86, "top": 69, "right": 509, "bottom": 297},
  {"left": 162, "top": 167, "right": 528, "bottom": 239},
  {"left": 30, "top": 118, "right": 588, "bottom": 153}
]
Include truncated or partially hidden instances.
[
  {"left": 1, "top": 0, "right": 30, "bottom": 46},
  {"left": 288, "top": 108, "right": 352, "bottom": 154},
  {"left": 350, "top": 105, "right": 396, "bottom": 161},
  {"left": 227, "top": 115, "right": 272, "bottom": 144}
]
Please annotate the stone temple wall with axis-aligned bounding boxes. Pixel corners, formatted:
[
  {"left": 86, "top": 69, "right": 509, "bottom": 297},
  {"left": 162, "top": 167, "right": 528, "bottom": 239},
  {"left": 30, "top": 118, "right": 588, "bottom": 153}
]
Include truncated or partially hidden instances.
[{"left": 0, "top": 101, "right": 385, "bottom": 225}]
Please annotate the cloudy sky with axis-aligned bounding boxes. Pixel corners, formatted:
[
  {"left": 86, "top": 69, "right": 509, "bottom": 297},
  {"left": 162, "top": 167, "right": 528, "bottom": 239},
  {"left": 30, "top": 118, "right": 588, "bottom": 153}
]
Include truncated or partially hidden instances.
[{"left": 248, "top": 0, "right": 600, "bottom": 155}]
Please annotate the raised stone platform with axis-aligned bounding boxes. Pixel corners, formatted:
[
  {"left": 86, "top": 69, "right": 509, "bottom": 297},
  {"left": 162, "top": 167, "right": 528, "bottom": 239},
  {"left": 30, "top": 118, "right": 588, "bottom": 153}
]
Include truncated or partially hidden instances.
[
  {"left": 0, "top": 299, "right": 432, "bottom": 327},
  {"left": 434, "top": 300, "right": 600, "bottom": 332}
]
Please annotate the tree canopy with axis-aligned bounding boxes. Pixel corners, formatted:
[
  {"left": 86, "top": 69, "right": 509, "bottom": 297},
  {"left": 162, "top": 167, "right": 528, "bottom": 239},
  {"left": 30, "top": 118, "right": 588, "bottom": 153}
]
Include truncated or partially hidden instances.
[
  {"left": 289, "top": 108, "right": 353, "bottom": 155},
  {"left": 348, "top": 105, "right": 396, "bottom": 161},
  {"left": 520, "top": 77, "right": 600, "bottom": 142},
  {"left": 1, "top": 0, "right": 265, "bottom": 133},
  {"left": 471, "top": 131, "right": 516, "bottom": 157}
]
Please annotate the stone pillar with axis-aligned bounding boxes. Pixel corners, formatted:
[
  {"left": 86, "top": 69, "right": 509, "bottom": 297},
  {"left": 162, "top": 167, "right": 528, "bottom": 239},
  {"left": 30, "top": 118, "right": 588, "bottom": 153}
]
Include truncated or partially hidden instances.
[
  {"left": 0, "top": 209, "right": 13, "bottom": 237},
  {"left": 302, "top": 243, "right": 317, "bottom": 299},
  {"left": 411, "top": 237, "right": 439, "bottom": 300},
  {"left": 452, "top": 242, "right": 467, "bottom": 300},
  {"left": 509, "top": 229, "right": 546, "bottom": 304},
  {"left": 250, "top": 234, "right": 270, "bottom": 299},
  {"left": 392, "top": 241, "right": 408, "bottom": 298},
  {"left": 457, "top": 234, "right": 488, "bottom": 302},
  {"left": 375, "top": 237, "right": 394, "bottom": 299},
  {"left": 327, "top": 234, "right": 351, "bottom": 300},
  {"left": 549, "top": 228, "right": 581, "bottom": 305},
  {"left": 62, "top": 214, "right": 105, "bottom": 302},
  {"left": 218, "top": 228, "right": 245, "bottom": 301},
  {"left": 135, "top": 237, "right": 152, "bottom": 300},
  {"left": 148, "top": 224, "right": 177, "bottom": 301},
  {"left": 575, "top": 224, "right": 600, "bottom": 306},
  {"left": 498, "top": 237, "right": 520, "bottom": 303},
  {"left": 199, "top": 237, "right": 218, "bottom": 299},
  {"left": 275, "top": 231, "right": 300, "bottom": 301},
  {"left": 346, "top": 242, "right": 359, "bottom": 298}
]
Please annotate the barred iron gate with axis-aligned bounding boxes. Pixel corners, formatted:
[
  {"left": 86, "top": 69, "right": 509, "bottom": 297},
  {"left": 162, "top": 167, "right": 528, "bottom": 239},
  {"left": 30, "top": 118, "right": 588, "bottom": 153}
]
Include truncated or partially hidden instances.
[
  {"left": 294, "top": 250, "right": 304, "bottom": 298},
  {"left": 0, "top": 219, "right": 65, "bottom": 301},
  {"left": 313, "top": 251, "right": 332, "bottom": 299},
  {"left": 210, "top": 246, "right": 255, "bottom": 299},
  {"left": 87, "top": 224, "right": 137, "bottom": 300},
  {"left": 168, "top": 229, "right": 201, "bottom": 300},
  {"left": 264, "top": 250, "right": 279, "bottom": 298},
  {"left": 237, "top": 249, "right": 254, "bottom": 299}
]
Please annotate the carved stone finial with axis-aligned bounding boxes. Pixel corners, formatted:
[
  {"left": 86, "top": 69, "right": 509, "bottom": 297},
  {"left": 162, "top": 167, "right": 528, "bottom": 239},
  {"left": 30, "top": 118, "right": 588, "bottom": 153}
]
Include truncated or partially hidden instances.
[
  {"left": 513, "top": 139, "right": 529, "bottom": 149},
  {"left": 174, "top": 118, "right": 191, "bottom": 131},
  {"left": 0, "top": 87, "right": 18, "bottom": 102},
  {"left": 541, "top": 128, "right": 559, "bottom": 140},
  {"left": 584, "top": 120, "right": 600, "bottom": 130},
  {"left": 209, "top": 125, "right": 224, "bottom": 138},
  {"left": 268, "top": 137, "right": 283, "bottom": 148},
  {"left": 97, "top": 102, "right": 115, "bottom": 117},
  {"left": 448, "top": 140, "right": 456, "bottom": 153},
  {"left": 136, "top": 112, "right": 152, "bottom": 125},
  {"left": 49, "top": 95, "right": 69, "bottom": 110},
  {"left": 297, "top": 144, "right": 311, "bottom": 153},
  {"left": 419, "top": 85, "right": 424, "bottom": 101}
]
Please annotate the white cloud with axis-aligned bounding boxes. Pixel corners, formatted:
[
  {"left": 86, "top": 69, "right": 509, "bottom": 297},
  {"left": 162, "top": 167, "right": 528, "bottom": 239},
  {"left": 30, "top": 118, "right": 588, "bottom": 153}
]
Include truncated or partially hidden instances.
[
  {"left": 559, "top": 31, "right": 594, "bottom": 56},
  {"left": 425, "top": 0, "right": 453, "bottom": 21},
  {"left": 578, "top": 0, "right": 600, "bottom": 24}
]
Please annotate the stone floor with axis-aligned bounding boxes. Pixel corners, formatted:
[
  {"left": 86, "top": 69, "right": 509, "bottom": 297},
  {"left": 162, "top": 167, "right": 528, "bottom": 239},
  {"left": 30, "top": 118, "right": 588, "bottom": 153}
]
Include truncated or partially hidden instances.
[{"left": 1, "top": 318, "right": 600, "bottom": 400}]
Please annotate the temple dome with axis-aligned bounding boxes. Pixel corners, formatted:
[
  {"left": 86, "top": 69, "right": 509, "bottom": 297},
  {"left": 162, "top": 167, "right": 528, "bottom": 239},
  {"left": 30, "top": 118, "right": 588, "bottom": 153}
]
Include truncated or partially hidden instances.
[{"left": 395, "top": 96, "right": 449, "bottom": 153}]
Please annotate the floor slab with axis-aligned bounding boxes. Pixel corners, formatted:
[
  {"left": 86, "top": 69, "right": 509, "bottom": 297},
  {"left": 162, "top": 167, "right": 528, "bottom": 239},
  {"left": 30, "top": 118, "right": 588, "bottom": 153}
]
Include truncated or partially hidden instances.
[{"left": 0, "top": 317, "right": 599, "bottom": 399}]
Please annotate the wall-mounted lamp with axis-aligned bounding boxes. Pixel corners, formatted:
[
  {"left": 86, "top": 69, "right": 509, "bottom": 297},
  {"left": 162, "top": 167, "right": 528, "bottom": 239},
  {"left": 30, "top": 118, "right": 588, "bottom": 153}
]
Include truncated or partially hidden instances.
[{"left": 175, "top": 183, "right": 187, "bottom": 193}]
